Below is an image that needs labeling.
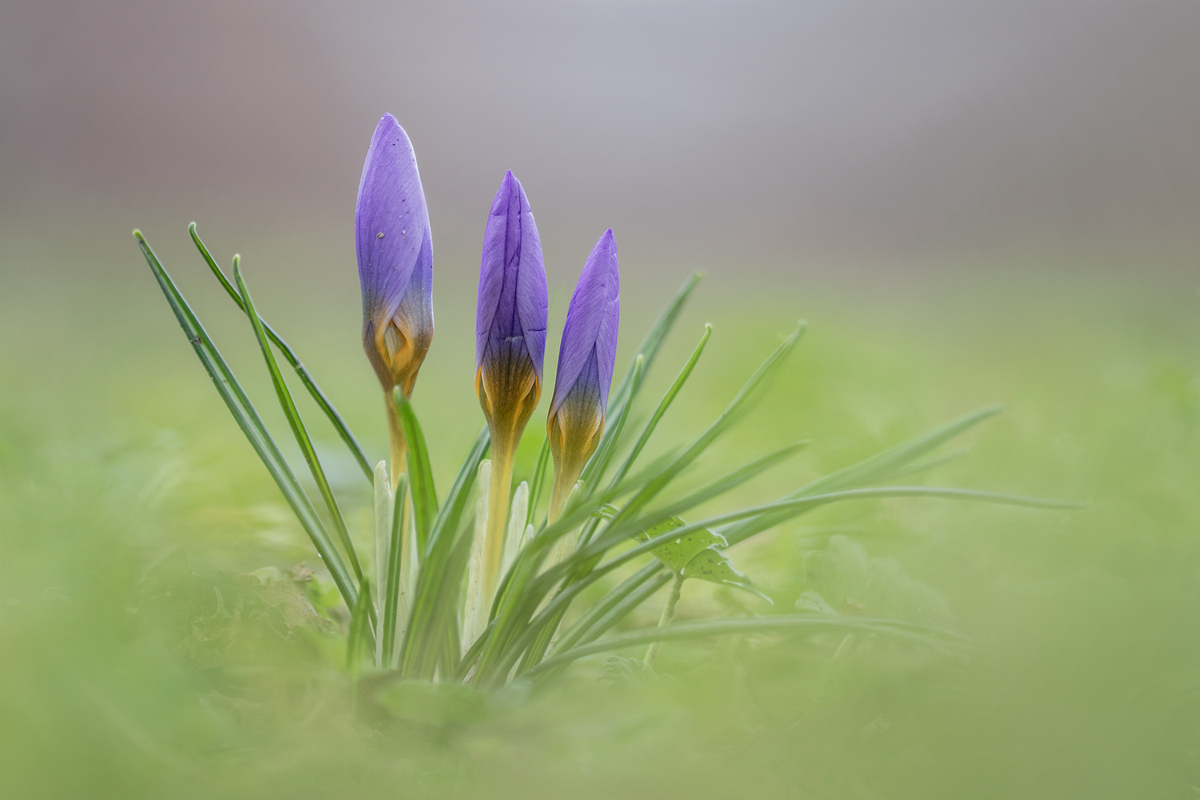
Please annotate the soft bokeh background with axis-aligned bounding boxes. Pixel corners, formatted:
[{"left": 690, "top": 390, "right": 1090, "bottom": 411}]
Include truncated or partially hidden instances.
[{"left": 1, "top": 2, "right": 1199, "bottom": 798}]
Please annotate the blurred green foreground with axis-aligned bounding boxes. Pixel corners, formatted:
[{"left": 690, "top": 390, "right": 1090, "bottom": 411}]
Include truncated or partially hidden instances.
[{"left": 1, "top": 229, "right": 1198, "bottom": 799}]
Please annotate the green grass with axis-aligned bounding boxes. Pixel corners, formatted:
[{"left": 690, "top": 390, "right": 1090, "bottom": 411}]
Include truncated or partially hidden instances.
[{"left": 1, "top": 236, "right": 1198, "bottom": 797}]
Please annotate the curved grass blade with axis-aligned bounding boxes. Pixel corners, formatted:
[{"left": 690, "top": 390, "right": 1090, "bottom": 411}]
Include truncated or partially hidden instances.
[
  {"left": 234, "top": 259, "right": 367, "bottom": 587},
  {"left": 402, "top": 510, "right": 476, "bottom": 679},
  {"left": 519, "top": 563, "right": 674, "bottom": 681},
  {"left": 134, "top": 231, "right": 362, "bottom": 617},
  {"left": 611, "top": 322, "right": 805, "bottom": 527},
  {"left": 526, "top": 436, "right": 551, "bottom": 528},
  {"left": 575, "top": 274, "right": 701, "bottom": 497},
  {"left": 482, "top": 323, "right": 803, "bottom": 684},
  {"left": 587, "top": 439, "right": 809, "bottom": 556},
  {"left": 382, "top": 474, "right": 409, "bottom": 667},
  {"left": 472, "top": 506, "right": 615, "bottom": 685},
  {"left": 347, "top": 578, "right": 373, "bottom": 680},
  {"left": 579, "top": 355, "right": 644, "bottom": 489},
  {"left": 722, "top": 405, "right": 1004, "bottom": 546},
  {"left": 189, "top": 223, "right": 372, "bottom": 481},
  {"left": 513, "top": 439, "right": 807, "bottom": 673},
  {"left": 606, "top": 324, "right": 711, "bottom": 490},
  {"left": 400, "top": 428, "right": 490, "bottom": 678},
  {"left": 891, "top": 446, "right": 971, "bottom": 478},
  {"left": 601, "top": 486, "right": 1084, "bottom": 580},
  {"left": 551, "top": 562, "right": 667, "bottom": 656},
  {"left": 393, "top": 390, "right": 437, "bottom": 554},
  {"left": 504, "top": 483, "right": 1079, "bottom": 679},
  {"left": 524, "top": 614, "right": 967, "bottom": 679},
  {"left": 452, "top": 618, "right": 496, "bottom": 681},
  {"left": 607, "top": 273, "right": 701, "bottom": 417},
  {"left": 428, "top": 426, "right": 491, "bottom": 553}
]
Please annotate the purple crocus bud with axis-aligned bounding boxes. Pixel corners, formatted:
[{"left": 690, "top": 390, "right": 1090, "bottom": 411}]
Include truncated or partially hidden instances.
[
  {"left": 546, "top": 229, "right": 620, "bottom": 520},
  {"left": 474, "top": 170, "right": 548, "bottom": 601},
  {"left": 474, "top": 171, "right": 548, "bottom": 428},
  {"left": 356, "top": 113, "right": 434, "bottom": 480}
]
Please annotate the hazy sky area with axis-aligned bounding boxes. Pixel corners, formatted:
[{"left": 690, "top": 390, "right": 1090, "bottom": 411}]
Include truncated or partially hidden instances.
[{"left": 2, "top": 0, "right": 1199, "bottom": 284}]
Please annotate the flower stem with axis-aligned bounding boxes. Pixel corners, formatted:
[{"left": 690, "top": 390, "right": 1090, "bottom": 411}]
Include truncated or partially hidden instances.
[
  {"left": 385, "top": 393, "right": 407, "bottom": 491},
  {"left": 482, "top": 436, "right": 514, "bottom": 607},
  {"left": 547, "top": 467, "right": 579, "bottom": 524},
  {"left": 644, "top": 571, "right": 685, "bottom": 671}
]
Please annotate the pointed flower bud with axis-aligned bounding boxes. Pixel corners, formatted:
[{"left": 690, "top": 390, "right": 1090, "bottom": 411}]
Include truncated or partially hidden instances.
[
  {"left": 546, "top": 229, "right": 620, "bottom": 520},
  {"left": 474, "top": 170, "right": 548, "bottom": 604},
  {"left": 474, "top": 170, "right": 548, "bottom": 446},
  {"left": 356, "top": 114, "right": 434, "bottom": 479}
]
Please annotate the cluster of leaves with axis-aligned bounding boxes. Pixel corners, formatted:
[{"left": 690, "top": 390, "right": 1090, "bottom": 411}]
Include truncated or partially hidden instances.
[{"left": 135, "top": 226, "right": 1072, "bottom": 691}]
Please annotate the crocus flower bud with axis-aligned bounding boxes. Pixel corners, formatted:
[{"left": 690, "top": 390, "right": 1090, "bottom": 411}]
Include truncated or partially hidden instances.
[
  {"left": 546, "top": 229, "right": 620, "bottom": 521},
  {"left": 475, "top": 171, "right": 548, "bottom": 601},
  {"left": 356, "top": 114, "right": 434, "bottom": 482}
]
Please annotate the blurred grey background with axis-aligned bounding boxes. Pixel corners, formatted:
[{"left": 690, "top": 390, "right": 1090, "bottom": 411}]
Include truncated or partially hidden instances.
[{"left": 2, "top": 0, "right": 1199, "bottom": 289}]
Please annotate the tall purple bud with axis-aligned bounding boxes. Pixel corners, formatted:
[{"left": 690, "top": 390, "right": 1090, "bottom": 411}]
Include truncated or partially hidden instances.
[
  {"left": 475, "top": 171, "right": 548, "bottom": 598},
  {"left": 546, "top": 229, "right": 620, "bottom": 520},
  {"left": 356, "top": 114, "right": 434, "bottom": 486}
]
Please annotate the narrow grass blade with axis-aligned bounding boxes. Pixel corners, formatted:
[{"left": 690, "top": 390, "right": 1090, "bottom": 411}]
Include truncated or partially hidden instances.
[
  {"left": 607, "top": 273, "right": 701, "bottom": 416},
  {"left": 382, "top": 474, "right": 409, "bottom": 667},
  {"left": 579, "top": 355, "right": 644, "bottom": 489},
  {"left": 890, "top": 447, "right": 971, "bottom": 478},
  {"left": 134, "top": 231, "right": 361, "bottom": 616},
  {"left": 607, "top": 324, "right": 711, "bottom": 490},
  {"left": 234, "top": 259, "right": 367, "bottom": 587},
  {"left": 507, "top": 483, "right": 1078, "bottom": 675},
  {"left": 609, "top": 485, "right": 1086, "bottom": 581},
  {"left": 478, "top": 316, "right": 799, "bottom": 683},
  {"left": 526, "top": 436, "right": 551, "bottom": 528},
  {"left": 189, "top": 223, "right": 372, "bottom": 481},
  {"left": 393, "top": 390, "right": 437, "bottom": 555},
  {"left": 568, "top": 569, "right": 671, "bottom": 651},
  {"left": 612, "top": 322, "right": 805, "bottom": 526},
  {"left": 403, "top": 511, "right": 476, "bottom": 679},
  {"left": 582, "top": 274, "right": 701, "bottom": 488},
  {"left": 525, "top": 614, "right": 966, "bottom": 679},
  {"left": 805, "top": 406, "right": 1003, "bottom": 496},
  {"left": 722, "top": 405, "right": 1003, "bottom": 546},
  {"left": 428, "top": 426, "right": 491, "bottom": 554},
  {"left": 452, "top": 619, "right": 496, "bottom": 681},
  {"left": 473, "top": 487, "right": 626, "bottom": 683},
  {"left": 551, "top": 562, "right": 666, "bottom": 656},
  {"left": 536, "top": 438, "right": 807, "bottom": 643},
  {"left": 584, "top": 440, "right": 809, "bottom": 557},
  {"left": 347, "top": 578, "right": 373, "bottom": 680},
  {"left": 373, "top": 460, "right": 393, "bottom": 666},
  {"left": 400, "top": 429, "right": 490, "bottom": 678}
]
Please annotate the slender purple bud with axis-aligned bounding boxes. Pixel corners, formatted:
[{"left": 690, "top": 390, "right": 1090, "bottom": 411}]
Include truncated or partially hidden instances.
[
  {"left": 546, "top": 229, "right": 620, "bottom": 520},
  {"left": 356, "top": 113, "right": 434, "bottom": 480},
  {"left": 474, "top": 171, "right": 548, "bottom": 442},
  {"left": 474, "top": 170, "right": 548, "bottom": 601},
  {"left": 357, "top": 113, "right": 434, "bottom": 397}
]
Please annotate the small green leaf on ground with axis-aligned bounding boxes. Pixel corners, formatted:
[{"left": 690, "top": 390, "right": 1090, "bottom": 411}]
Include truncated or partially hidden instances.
[
  {"left": 636, "top": 516, "right": 727, "bottom": 573},
  {"left": 684, "top": 548, "right": 771, "bottom": 603},
  {"left": 794, "top": 590, "right": 837, "bottom": 615}
]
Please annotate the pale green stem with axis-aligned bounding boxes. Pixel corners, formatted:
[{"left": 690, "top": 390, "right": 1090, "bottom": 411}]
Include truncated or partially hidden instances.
[
  {"left": 547, "top": 467, "right": 578, "bottom": 524},
  {"left": 482, "top": 437, "right": 515, "bottom": 608},
  {"left": 385, "top": 395, "right": 407, "bottom": 491},
  {"left": 644, "top": 571, "right": 685, "bottom": 670}
]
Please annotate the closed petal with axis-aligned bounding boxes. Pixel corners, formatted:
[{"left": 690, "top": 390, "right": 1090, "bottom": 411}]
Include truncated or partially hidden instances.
[
  {"left": 356, "top": 114, "right": 432, "bottom": 329},
  {"left": 550, "top": 229, "right": 620, "bottom": 418},
  {"left": 476, "top": 171, "right": 548, "bottom": 380}
]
